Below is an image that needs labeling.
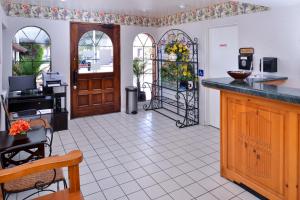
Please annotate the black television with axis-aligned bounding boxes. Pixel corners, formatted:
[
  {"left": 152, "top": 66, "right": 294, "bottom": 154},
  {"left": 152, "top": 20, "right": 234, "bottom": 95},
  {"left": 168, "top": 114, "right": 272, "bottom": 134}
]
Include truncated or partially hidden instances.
[{"left": 9, "top": 75, "right": 36, "bottom": 92}]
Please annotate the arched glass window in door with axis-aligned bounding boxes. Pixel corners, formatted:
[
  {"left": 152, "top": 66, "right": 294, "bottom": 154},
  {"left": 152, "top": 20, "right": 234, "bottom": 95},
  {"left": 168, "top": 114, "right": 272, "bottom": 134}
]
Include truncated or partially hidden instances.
[
  {"left": 78, "top": 30, "right": 113, "bottom": 73},
  {"left": 13, "top": 26, "right": 51, "bottom": 85},
  {"left": 133, "top": 33, "right": 155, "bottom": 101}
]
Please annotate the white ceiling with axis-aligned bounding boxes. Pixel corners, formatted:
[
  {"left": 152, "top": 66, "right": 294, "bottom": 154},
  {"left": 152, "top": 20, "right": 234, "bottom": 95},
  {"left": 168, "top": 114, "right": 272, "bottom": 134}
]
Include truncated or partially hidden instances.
[{"left": 9, "top": 0, "right": 300, "bottom": 17}]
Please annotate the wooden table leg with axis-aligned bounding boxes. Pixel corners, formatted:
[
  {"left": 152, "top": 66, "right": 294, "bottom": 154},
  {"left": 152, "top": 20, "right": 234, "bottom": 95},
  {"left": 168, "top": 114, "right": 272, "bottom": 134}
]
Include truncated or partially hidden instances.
[{"left": 37, "top": 143, "right": 45, "bottom": 158}]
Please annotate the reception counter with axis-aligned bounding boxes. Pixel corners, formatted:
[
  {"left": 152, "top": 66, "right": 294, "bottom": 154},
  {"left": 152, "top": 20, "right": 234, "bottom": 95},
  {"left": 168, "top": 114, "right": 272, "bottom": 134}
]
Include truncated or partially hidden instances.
[{"left": 202, "top": 76, "right": 299, "bottom": 200}]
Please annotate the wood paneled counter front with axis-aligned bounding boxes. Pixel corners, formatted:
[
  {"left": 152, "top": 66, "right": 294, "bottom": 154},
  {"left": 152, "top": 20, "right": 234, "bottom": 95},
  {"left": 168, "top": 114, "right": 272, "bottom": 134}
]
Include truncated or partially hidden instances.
[{"left": 202, "top": 77, "right": 299, "bottom": 200}]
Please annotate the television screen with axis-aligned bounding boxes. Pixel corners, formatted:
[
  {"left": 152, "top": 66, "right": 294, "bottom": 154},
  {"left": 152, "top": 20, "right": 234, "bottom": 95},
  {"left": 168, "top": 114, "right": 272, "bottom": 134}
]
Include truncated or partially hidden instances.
[{"left": 9, "top": 75, "right": 36, "bottom": 92}]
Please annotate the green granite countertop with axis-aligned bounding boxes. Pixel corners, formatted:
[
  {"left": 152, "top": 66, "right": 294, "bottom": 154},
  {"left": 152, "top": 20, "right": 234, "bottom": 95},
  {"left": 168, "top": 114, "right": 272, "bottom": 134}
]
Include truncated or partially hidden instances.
[{"left": 201, "top": 75, "right": 300, "bottom": 105}]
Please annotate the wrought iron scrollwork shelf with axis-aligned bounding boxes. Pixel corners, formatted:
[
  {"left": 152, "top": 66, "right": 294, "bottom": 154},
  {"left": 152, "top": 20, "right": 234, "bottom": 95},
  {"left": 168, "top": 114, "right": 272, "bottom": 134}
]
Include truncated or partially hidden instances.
[
  {"left": 143, "top": 29, "right": 199, "bottom": 128},
  {"left": 143, "top": 81, "right": 199, "bottom": 128}
]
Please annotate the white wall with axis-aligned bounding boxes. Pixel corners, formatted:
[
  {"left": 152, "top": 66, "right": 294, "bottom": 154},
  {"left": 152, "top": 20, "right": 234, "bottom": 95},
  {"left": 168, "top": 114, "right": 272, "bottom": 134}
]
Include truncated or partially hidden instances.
[
  {"left": 2, "top": 16, "right": 158, "bottom": 119},
  {"left": 157, "top": 5, "right": 300, "bottom": 125},
  {"left": 0, "top": 5, "right": 7, "bottom": 130},
  {"left": 2, "top": 5, "right": 300, "bottom": 127},
  {"left": 3, "top": 17, "right": 71, "bottom": 118},
  {"left": 121, "top": 26, "right": 158, "bottom": 110}
]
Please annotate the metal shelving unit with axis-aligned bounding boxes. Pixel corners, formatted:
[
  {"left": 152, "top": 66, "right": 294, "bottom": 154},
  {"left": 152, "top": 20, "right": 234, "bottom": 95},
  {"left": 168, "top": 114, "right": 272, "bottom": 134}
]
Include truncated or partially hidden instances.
[{"left": 143, "top": 29, "right": 199, "bottom": 128}]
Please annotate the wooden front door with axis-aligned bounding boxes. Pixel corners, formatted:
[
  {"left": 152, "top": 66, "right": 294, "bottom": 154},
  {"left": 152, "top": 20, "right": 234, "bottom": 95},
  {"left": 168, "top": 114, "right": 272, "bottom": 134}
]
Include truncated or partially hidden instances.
[{"left": 70, "top": 22, "right": 120, "bottom": 118}]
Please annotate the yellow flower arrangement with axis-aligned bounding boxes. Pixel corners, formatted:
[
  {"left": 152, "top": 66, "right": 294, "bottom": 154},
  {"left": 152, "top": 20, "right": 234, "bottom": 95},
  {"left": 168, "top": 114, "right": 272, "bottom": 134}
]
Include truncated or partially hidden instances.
[
  {"left": 180, "top": 64, "right": 193, "bottom": 81},
  {"left": 162, "top": 40, "right": 195, "bottom": 86},
  {"left": 165, "top": 40, "right": 190, "bottom": 62}
]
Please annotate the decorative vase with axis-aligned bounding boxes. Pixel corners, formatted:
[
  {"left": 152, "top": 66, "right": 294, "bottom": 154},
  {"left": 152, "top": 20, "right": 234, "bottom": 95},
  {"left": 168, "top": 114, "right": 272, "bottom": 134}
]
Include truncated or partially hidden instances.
[
  {"left": 179, "top": 81, "right": 188, "bottom": 90},
  {"left": 188, "top": 81, "right": 194, "bottom": 90},
  {"left": 168, "top": 53, "right": 177, "bottom": 61},
  {"left": 13, "top": 134, "right": 29, "bottom": 143}
]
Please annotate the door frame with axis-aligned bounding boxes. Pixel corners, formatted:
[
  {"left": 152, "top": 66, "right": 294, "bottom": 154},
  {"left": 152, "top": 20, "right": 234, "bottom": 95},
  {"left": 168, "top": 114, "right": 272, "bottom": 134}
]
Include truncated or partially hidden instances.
[
  {"left": 70, "top": 22, "right": 121, "bottom": 118},
  {"left": 205, "top": 24, "right": 239, "bottom": 128}
]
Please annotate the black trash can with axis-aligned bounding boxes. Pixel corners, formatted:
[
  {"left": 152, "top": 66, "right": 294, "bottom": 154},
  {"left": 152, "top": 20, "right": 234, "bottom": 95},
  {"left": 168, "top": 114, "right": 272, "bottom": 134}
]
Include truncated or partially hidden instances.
[{"left": 125, "top": 86, "right": 138, "bottom": 114}]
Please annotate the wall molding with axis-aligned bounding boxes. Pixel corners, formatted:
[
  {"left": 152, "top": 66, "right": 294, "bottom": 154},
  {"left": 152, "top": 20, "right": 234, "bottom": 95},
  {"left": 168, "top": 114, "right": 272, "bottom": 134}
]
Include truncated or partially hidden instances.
[{"left": 1, "top": 1, "right": 269, "bottom": 27}]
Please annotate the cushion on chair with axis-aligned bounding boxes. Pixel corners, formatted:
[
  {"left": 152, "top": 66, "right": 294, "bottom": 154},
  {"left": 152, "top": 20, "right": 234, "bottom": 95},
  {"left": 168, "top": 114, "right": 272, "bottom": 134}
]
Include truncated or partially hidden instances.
[
  {"left": 4, "top": 168, "right": 65, "bottom": 193},
  {"left": 29, "top": 118, "right": 52, "bottom": 129}
]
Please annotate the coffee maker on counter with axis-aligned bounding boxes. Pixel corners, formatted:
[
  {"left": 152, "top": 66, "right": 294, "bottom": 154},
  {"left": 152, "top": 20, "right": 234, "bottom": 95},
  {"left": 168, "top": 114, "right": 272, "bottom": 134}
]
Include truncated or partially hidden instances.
[
  {"left": 238, "top": 48, "right": 278, "bottom": 73},
  {"left": 238, "top": 48, "right": 254, "bottom": 70}
]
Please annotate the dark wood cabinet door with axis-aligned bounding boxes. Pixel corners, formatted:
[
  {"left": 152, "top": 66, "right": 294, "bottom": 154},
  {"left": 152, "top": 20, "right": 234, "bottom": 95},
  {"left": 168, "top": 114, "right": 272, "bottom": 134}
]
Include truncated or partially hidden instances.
[{"left": 70, "top": 22, "right": 120, "bottom": 118}]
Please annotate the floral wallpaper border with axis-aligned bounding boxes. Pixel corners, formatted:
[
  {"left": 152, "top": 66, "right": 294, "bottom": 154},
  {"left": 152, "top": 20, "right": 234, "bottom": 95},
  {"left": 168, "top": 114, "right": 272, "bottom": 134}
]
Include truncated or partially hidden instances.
[
  {"left": 1, "top": 1, "right": 269, "bottom": 27},
  {"left": 159, "top": 1, "right": 269, "bottom": 26}
]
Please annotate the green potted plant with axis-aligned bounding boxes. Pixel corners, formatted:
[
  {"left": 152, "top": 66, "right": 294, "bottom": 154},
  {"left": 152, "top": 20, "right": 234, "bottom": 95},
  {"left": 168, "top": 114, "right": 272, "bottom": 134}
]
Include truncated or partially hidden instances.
[
  {"left": 133, "top": 58, "right": 149, "bottom": 101},
  {"left": 160, "top": 62, "right": 178, "bottom": 89}
]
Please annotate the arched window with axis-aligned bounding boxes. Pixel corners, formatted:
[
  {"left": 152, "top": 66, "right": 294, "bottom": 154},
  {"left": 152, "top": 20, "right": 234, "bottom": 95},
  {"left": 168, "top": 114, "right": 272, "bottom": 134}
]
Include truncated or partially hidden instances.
[
  {"left": 12, "top": 26, "right": 51, "bottom": 84},
  {"left": 133, "top": 33, "right": 155, "bottom": 101},
  {"left": 78, "top": 30, "right": 113, "bottom": 73}
]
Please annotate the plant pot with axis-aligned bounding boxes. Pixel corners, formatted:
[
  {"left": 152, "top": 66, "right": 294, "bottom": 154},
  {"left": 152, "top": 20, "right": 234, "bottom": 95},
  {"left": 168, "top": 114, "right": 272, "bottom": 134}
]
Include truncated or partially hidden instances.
[
  {"left": 13, "top": 134, "right": 29, "bottom": 143},
  {"left": 179, "top": 81, "right": 188, "bottom": 90},
  {"left": 168, "top": 53, "right": 177, "bottom": 61},
  {"left": 187, "top": 81, "right": 194, "bottom": 90}
]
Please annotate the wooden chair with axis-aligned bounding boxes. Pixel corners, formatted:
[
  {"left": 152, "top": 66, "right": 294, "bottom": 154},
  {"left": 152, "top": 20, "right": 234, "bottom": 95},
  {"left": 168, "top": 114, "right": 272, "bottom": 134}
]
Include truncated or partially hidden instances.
[
  {"left": 0, "top": 150, "right": 84, "bottom": 200},
  {"left": 1, "top": 95, "right": 54, "bottom": 155},
  {"left": 0, "top": 143, "right": 67, "bottom": 200}
]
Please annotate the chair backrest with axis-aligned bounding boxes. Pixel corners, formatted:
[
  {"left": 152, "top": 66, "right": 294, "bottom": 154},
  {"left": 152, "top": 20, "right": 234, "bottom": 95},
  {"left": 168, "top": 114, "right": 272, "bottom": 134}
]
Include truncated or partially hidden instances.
[
  {"left": 0, "top": 95, "right": 11, "bottom": 128},
  {"left": 0, "top": 139, "right": 50, "bottom": 168},
  {"left": 0, "top": 150, "right": 83, "bottom": 199}
]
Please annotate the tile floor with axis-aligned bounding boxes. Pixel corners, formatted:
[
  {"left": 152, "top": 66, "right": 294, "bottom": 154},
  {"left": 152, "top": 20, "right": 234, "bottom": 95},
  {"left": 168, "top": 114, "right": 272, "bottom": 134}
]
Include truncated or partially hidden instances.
[{"left": 9, "top": 110, "right": 261, "bottom": 200}]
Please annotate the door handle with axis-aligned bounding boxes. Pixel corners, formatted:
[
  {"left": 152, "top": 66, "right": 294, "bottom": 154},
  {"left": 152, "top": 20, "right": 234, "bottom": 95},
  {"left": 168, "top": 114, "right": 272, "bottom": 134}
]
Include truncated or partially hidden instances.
[{"left": 73, "top": 70, "right": 78, "bottom": 90}]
